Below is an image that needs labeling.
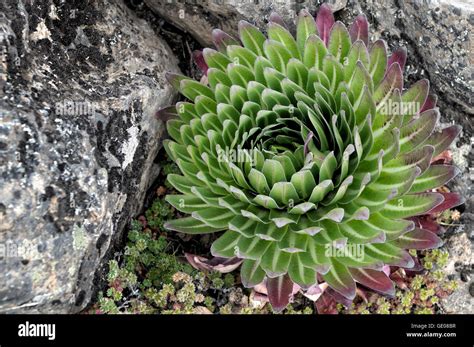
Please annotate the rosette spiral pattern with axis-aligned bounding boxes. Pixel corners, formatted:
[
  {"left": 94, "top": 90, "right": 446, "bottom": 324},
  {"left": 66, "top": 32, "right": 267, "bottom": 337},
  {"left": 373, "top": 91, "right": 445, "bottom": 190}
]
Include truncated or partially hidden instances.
[{"left": 160, "top": 5, "right": 463, "bottom": 311}]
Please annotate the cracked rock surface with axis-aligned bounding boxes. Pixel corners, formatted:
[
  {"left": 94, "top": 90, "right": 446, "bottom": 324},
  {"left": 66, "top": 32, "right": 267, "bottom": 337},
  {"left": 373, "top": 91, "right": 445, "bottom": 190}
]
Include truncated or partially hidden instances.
[{"left": 0, "top": 0, "right": 179, "bottom": 313}]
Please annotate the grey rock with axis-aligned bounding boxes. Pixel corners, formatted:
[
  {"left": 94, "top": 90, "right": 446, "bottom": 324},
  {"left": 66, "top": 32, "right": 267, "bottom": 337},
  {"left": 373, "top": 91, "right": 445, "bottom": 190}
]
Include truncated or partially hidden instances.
[
  {"left": 0, "top": 0, "right": 179, "bottom": 313},
  {"left": 143, "top": 0, "right": 319, "bottom": 46},
  {"left": 440, "top": 233, "right": 473, "bottom": 313}
]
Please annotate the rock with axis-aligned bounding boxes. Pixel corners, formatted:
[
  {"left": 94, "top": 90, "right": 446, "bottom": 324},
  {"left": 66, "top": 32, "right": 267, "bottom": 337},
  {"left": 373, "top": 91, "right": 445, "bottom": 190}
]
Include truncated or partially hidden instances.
[
  {"left": 0, "top": 0, "right": 179, "bottom": 313},
  {"left": 143, "top": 0, "right": 320, "bottom": 46},
  {"left": 440, "top": 233, "right": 474, "bottom": 314}
]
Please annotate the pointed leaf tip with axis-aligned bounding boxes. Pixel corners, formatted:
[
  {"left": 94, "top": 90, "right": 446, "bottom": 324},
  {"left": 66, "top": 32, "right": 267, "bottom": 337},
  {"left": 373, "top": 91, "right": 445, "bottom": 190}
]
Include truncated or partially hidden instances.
[
  {"left": 349, "top": 14, "right": 369, "bottom": 45},
  {"left": 427, "top": 192, "right": 464, "bottom": 214},
  {"left": 155, "top": 105, "right": 177, "bottom": 122},
  {"left": 420, "top": 93, "right": 438, "bottom": 113},
  {"left": 349, "top": 268, "right": 396, "bottom": 297},
  {"left": 192, "top": 50, "right": 209, "bottom": 75},
  {"left": 388, "top": 47, "right": 407, "bottom": 71},
  {"left": 212, "top": 29, "right": 239, "bottom": 53},
  {"left": 394, "top": 228, "right": 444, "bottom": 250},
  {"left": 269, "top": 12, "right": 287, "bottom": 28},
  {"left": 165, "top": 72, "right": 188, "bottom": 90}
]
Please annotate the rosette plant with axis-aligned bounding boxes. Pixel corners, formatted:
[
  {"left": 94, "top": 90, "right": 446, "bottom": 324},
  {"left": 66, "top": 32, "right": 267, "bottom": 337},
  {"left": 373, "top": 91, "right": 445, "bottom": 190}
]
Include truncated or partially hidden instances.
[{"left": 159, "top": 4, "right": 463, "bottom": 311}]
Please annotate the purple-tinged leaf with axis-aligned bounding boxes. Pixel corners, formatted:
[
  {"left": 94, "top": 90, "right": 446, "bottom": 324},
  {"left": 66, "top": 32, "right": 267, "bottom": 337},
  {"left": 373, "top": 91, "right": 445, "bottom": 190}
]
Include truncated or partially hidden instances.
[
  {"left": 420, "top": 93, "right": 438, "bottom": 113},
  {"left": 155, "top": 105, "right": 178, "bottom": 122},
  {"left": 316, "top": 3, "right": 335, "bottom": 46},
  {"left": 410, "top": 165, "right": 461, "bottom": 194},
  {"left": 326, "top": 286, "right": 353, "bottom": 307},
  {"left": 184, "top": 253, "right": 243, "bottom": 273},
  {"left": 267, "top": 274, "right": 294, "bottom": 312},
  {"left": 426, "top": 192, "right": 464, "bottom": 214},
  {"left": 423, "top": 125, "right": 462, "bottom": 157},
  {"left": 387, "top": 47, "right": 407, "bottom": 71},
  {"left": 349, "top": 14, "right": 369, "bottom": 45},
  {"left": 212, "top": 29, "right": 239, "bottom": 53},
  {"left": 314, "top": 291, "right": 338, "bottom": 314},
  {"left": 306, "top": 283, "right": 322, "bottom": 295},
  {"left": 411, "top": 216, "right": 444, "bottom": 234},
  {"left": 269, "top": 12, "right": 287, "bottom": 28},
  {"left": 374, "top": 62, "right": 403, "bottom": 105},
  {"left": 192, "top": 50, "right": 209, "bottom": 75},
  {"left": 389, "top": 270, "right": 409, "bottom": 289},
  {"left": 165, "top": 72, "right": 188, "bottom": 91},
  {"left": 392, "top": 249, "right": 416, "bottom": 269},
  {"left": 404, "top": 255, "right": 425, "bottom": 276},
  {"left": 349, "top": 268, "right": 396, "bottom": 296},
  {"left": 393, "top": 228, "right": 443, "bottom": 250}
]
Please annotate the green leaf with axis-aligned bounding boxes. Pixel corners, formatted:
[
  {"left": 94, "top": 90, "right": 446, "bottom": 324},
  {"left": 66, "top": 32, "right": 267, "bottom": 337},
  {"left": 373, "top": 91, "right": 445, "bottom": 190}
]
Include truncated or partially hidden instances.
[
  {"left": 319, "top": 151, "right": 337, "bottom": 182},
  {"left": 262, "top": 159, "right": 287, "bottom": 186},
  {"left": 264, "top": 39, "right": 293, "bottom": 73},
  {"left": 207, "top": 68, "right": 232, "bottom": 89},
  {"left": 279, "top": 231, "right": 308, "bottom": 253},
  {"left": 192, "top": 207, "right": 234, "bottom": 229},
  {"left": 322, "top": 259, "right": 356, "bottom": 300},
  {"left": 364, "top": 243, "right": 414, "bottom": 268},
  {"left": 399, "top": 109, "right": 439, "bottom": 153},
  {"left": 240, "top": 259, "right": 265, "bottom": 287},
  {"left": 268, "top": 22, "right": 300, "bottom": 59},
  {"left": 369, "top": 39, "right": 387, "bottom": 87},
  {"left": 238, "top": 20, "right": 266, "bottom": 55},
  {"left": 227, "top": 63, "right": 254, "bottom": 87},
  {"left": 211, "top": 231, "right": 242, "bottom": 257},
  {"left": 261, "top": 243, "right": 292, "bottom": 277},
  {"left": 226, "top": 45, "right": 258, "bottom": 68},
  {"left": 421, "top": 125, "right": 461, "bottom": 157},
  {"left": 303, "top": 34, "right": 327, "bottom": 70},
  {"left": 270, "top": 182, "right": 300, "bottom": 205},
  {"left": 297, "top": 9, "right": 317, "bottom": 55},
  {"left": 401, "top": 79, "right": 429, "bottom": 124},
  {"left": 290, "top": 170, "right": 317, "bottom": 200},
  {"left": 229, "top": 215, "right": 257, "bottom": 237},
  {"left": 165, "top": 217, "right": 225, "bottom": 234},
  {"left": 288, "top": 253, "right": 317, "bottom": 288},
  {"left": 203, "top": 48, "right": 232, "bottom": 71},
  {"left": 309, "top": 179, "right": 334, "bottom": 203},
  {"left": 344, "top": 40, "right": 369, "bottom": 81},
  {"left": 410, "top": 165, "right": 460, "bottom": 193},
  {"left": 236, "top": 236, "right": 271, "bottom": 260},
  {"left": 327, "top": 21, "right": 351, "bottom": 63},
  {"left": 382, "top": 193, "right": 444, "bottom": 219}
]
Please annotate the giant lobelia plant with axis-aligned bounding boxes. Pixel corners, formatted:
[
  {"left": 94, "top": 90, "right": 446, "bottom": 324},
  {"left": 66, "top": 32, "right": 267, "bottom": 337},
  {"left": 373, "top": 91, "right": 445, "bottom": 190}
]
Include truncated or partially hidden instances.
[{"left": 159, "top": 4, "right": 463, "bottom": 311}]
